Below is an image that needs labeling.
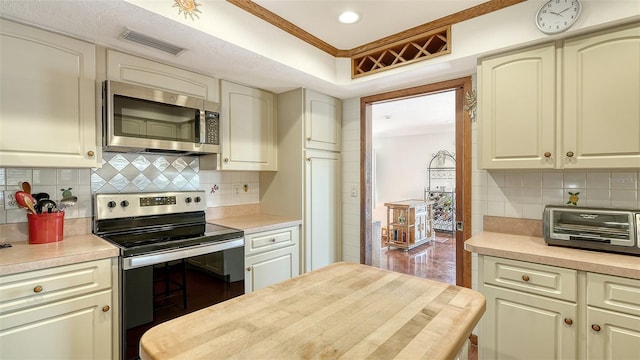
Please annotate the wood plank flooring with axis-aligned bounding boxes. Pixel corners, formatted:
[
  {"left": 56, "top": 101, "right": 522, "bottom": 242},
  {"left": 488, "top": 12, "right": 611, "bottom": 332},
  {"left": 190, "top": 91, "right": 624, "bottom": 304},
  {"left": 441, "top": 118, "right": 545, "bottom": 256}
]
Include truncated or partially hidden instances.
[{"left": 378, "top": 231, "right": 478, "bottom": 360}]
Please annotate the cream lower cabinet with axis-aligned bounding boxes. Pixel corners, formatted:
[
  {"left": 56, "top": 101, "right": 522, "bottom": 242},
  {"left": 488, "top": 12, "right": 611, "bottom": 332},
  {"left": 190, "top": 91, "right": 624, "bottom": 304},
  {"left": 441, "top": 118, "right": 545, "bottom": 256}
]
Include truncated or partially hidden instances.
[
  {"left": 479, "top": 255, "right": 640, "bottom": 360},
  {"left": 0, "top": 19, "right": 99, "bottom": 168},
  {"left": 0, "top": 258, "right": 114, "bottom": 359},
  {"left": 479, "top": 24, "right": 640, "bottom": 169},
  {"left": 244, "top": 226, "right": 299, "bottom": 293}
]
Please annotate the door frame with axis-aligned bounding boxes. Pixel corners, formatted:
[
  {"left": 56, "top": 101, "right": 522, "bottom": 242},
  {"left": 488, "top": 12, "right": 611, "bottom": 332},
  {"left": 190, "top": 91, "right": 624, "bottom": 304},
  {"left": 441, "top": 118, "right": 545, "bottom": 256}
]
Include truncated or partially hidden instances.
[{"left": 359, "top": 76, "right": 473, "bottom": 288}]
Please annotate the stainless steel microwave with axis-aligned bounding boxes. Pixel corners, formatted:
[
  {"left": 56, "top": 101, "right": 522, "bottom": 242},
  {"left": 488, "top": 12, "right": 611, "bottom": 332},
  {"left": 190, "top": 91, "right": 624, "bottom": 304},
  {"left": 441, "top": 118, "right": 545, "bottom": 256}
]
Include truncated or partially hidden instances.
[
  {"left": 102, "top": 80, "right": 220, "bottom": 154},
  {"left": 544, "top": 205, "right": 640, "bottom": 255}
]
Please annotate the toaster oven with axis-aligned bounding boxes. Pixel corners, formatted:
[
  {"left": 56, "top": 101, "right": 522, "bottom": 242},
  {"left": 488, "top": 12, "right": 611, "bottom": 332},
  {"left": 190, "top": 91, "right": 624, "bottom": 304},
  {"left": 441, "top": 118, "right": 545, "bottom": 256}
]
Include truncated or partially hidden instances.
[{"left": 543, "top": 205, "right": 640, "bottom": 255}]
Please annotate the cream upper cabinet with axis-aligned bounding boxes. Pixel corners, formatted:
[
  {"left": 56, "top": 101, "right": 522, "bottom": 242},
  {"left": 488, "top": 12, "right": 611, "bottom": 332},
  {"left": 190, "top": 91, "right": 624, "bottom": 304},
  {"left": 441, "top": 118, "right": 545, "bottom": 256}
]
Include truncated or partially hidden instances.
[
  {"left": 0, "top": 19, "right": 99, "bottom": 168},
  {"left": 479, "top": 44, "right": 556, "bottom": 169},
  {"left": 259, "top": 88, "right": 342, "bottom": 274},
  {"left": 304, "top": 89, "right": 342, "bottom": 151},
  {"left": 562, "top": 25, "right": 640, "bottom": 168},
  {"left": 214, "top": 80, "right": 277, "bottom": 171},
  {"left": 480, "top": 24, "right": 640, "bottom": 169},
  {"left": 106, "top": 49, "right": 219, "bottom": 102}
]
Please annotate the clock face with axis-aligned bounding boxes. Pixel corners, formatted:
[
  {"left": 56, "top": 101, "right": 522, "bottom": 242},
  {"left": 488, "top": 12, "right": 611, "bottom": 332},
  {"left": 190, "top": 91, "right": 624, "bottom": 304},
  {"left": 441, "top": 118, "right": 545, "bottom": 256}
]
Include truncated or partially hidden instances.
[{"left": 536, "top": 0, "right": 582, "bottom": 34}]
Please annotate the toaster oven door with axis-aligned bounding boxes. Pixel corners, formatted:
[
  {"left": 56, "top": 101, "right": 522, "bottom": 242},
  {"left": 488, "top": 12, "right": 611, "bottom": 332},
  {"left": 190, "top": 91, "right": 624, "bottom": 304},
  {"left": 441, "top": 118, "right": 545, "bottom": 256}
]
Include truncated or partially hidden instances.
[{"left": 548, "top": 208, "right": 636, "bottom": 247}]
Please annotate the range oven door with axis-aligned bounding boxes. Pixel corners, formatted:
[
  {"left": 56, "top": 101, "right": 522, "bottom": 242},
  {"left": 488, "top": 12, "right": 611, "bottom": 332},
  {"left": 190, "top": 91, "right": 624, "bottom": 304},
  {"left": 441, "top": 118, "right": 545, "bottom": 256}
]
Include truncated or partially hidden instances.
[
  {"left": 120, "top": 239, "right": 244, "bottom": 360},
  {"left": 103, "top": 80, "right": 220, "bottom": 154}
]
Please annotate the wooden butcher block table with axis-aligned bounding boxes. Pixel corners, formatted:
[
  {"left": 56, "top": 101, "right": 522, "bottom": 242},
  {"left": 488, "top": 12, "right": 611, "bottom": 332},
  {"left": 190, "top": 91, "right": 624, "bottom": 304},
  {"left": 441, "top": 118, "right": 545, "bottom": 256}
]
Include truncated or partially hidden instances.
[{"left": 140, "top": 262, "right": 485, "bottom": 360}]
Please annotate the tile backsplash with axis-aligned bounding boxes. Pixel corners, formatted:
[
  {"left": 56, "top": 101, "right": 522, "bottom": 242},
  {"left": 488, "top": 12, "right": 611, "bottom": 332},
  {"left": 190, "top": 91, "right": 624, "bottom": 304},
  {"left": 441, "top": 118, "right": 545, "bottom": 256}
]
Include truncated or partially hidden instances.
[{"left": 0, "top": 152, "right": 259, "bottom": 224}]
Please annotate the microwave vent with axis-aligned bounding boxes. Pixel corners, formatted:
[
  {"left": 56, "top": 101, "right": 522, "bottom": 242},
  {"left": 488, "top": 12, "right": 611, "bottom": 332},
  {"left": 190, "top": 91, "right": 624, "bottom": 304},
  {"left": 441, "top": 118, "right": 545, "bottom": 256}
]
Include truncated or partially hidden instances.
[{"left": 120, "top": 28, "right": 186, "bottom": 56}]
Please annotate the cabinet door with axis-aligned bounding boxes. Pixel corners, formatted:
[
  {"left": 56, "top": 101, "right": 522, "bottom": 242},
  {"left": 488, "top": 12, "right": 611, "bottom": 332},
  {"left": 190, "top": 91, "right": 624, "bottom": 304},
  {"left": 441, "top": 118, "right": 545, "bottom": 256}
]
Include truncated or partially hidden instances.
[
  {"left": 245, "top": 245, "right": 299, "bottom": 294},
  {"left": 0, "top": 19, "right": 98, "bottom": 168},
  {"left": 562, "top": 25, "right": 640, "bottom": 168},
  {"left": 304, "top": 89, "right": 342, "bottom": 151},
  {"left": 480, "top": 284, "right": 578, "bottom": 360},
  {"left": 106, "top": 49, "right": 219, "bottom": 102},
  {"left": 587, "top": 307, "right": 640, "bottom": 360},
  {"left": 219, "top": 81, "right": 277, "bottom": 171},
  {"left": 0, "top": 290, "right": 112, "bottom": 360},
  {"left": 304, "top": 150, "right": 341, "bottom": 272},
  {"left": 479, "top": 44, "right": 556, "bottom": 169}
]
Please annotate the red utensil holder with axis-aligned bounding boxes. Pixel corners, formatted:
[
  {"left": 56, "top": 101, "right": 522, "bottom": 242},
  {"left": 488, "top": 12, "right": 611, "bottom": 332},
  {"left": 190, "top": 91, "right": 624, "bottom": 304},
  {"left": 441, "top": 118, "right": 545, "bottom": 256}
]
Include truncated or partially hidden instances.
[{"left": 27, "top": 212, "right": 64, "bottom": 244}]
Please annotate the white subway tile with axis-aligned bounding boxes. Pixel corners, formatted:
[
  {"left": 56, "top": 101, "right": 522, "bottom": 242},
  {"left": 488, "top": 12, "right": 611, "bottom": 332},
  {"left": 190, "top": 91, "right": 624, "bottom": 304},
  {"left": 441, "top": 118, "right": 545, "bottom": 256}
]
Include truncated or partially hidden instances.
[
  {"left": 487, "top": 201, "right": 505, "bottom": 216},
  {"left": 610, "top": 171, "right": 637, "bottom": 190},
  {"left": 564, "top": 171, "right": 586, "bottom": 189},
  {"left": 505, "top": 172, "right": 522, "bottom": 187},
  {"left": 586, "top": 171, "right": 610, "bottom": 189},
  {"left": 611, "top": 189, "right": 637, "bottom": 208},
  {"left": 522, "top": 171, "right": 543, "bottom": 188},
  {"left": 543, "top": 171, "right": 564, "bottom": 188}
]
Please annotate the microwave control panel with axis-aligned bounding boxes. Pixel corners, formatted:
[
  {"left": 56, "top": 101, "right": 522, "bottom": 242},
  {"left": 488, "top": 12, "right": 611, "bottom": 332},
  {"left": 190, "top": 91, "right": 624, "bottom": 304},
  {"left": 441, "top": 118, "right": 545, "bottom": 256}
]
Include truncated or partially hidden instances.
[{"left": 205, "top": 112, "right": 220, "bottom": 145}]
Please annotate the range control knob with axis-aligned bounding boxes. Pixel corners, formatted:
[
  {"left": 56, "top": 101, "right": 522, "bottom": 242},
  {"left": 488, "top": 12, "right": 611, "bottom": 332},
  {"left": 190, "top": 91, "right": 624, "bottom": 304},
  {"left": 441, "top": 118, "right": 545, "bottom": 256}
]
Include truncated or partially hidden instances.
[
  {"left": 185, "top": 197, "right": 193, "bottom": 204},
  {"left": 194, "top": 196, "right": 202, "bottom": 203},
  {"left": 107, "top": 201, "right": 117, "bottom": 209},
  {"left": 120, "top": 200, "right": 129, "bottom": 208}
]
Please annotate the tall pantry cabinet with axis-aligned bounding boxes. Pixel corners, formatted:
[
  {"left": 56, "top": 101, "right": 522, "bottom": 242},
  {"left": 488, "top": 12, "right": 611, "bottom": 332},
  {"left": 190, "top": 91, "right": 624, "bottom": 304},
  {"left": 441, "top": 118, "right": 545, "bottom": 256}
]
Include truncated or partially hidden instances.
[{"left": 260, "top": 88, "right": 342, "bottom": 273}]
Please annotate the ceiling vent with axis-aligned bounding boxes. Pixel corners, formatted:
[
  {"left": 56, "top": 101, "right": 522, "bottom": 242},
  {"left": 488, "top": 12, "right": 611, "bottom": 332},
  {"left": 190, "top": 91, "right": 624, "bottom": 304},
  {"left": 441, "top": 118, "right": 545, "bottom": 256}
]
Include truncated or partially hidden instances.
[{"left": 120, "top": 28, "right": 186, "bottom": 56}]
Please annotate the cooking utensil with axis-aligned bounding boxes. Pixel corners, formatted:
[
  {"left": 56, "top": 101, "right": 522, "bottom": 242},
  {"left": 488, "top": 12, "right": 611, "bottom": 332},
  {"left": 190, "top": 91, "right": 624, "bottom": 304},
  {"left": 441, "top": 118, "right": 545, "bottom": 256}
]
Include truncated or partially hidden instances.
[
  {"left": 15, "top": 191, "right": 37, "bottom": 214},
  {"left": 36, "top": 199, "right": 57, "bottom": 214},
  {"left": 33, "top": 193, "right": 50, "bottom": 202},
  {"left": 21, "top": 181, "right": 31, "bottom": 194},
  {"left": 57, "top": 196, "right": 77, "bottom": 212}
]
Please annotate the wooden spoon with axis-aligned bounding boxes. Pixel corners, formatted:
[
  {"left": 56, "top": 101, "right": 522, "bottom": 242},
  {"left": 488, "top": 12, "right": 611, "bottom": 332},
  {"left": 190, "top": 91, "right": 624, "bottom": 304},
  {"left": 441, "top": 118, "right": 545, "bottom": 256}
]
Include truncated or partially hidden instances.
[
  {"left": 15, "top": 191, "right": 37, "bottom": 214},
  {"left": 21, "top": 181, "right": 32, "bottom": 194}
]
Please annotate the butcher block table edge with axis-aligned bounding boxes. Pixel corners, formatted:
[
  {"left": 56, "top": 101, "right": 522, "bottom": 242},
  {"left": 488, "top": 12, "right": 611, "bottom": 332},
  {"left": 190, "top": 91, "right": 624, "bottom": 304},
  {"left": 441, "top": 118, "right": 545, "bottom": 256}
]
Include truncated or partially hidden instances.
[
  {"left": 140, "top": 262, "right": 486, "bottom": 360},
  {"left": 465, "top": 232, "right": 640, "bottom": 279}
]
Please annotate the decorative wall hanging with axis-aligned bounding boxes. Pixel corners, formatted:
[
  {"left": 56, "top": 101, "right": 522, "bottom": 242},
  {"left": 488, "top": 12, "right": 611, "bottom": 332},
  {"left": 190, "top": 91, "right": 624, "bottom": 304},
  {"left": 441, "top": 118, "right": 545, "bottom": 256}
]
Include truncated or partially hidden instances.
[
  {"left": 464, "top": 89, "right": 477, "bottom": 122},
  {"left": 174, "top": 0, "right": 202, "bottom": 20}
]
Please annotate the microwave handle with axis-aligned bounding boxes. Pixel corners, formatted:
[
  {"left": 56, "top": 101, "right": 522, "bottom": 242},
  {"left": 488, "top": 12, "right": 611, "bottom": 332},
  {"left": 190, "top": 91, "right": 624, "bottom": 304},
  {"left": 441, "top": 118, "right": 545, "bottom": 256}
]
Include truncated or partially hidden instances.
[{"left": 198, "top": 110, "right": 206, "bottom": 144}]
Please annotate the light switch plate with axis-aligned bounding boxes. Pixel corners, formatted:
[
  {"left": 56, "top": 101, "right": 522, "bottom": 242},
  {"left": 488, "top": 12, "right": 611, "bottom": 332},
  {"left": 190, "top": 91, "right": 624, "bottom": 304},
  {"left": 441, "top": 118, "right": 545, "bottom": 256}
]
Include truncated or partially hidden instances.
[{"left": 3, "top": 190, "right": 18, "bottom": 210}]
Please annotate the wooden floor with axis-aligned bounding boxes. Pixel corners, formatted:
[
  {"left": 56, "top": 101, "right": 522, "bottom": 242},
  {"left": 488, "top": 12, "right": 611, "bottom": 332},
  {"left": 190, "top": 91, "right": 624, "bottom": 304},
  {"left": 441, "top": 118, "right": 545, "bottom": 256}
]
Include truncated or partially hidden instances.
[{"left": 378, "top": 231, "right": 478, "bottom": 360}]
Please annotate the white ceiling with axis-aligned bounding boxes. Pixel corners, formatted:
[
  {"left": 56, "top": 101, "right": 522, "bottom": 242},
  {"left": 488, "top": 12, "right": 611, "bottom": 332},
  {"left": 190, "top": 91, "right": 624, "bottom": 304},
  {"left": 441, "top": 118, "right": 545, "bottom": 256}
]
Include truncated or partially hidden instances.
[
  {"left": 0, "top": 0, "right": 492, "bottom": 100},
  {"left": 253, "top": 0, "right": 488, "bottom": 49}
]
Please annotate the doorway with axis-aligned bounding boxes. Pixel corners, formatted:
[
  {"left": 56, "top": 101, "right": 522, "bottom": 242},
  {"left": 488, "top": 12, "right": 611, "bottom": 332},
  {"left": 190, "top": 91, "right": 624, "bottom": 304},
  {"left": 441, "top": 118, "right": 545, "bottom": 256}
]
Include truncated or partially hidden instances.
[{"left": 359, "top": 76, "right": 473, "bottom": 288}]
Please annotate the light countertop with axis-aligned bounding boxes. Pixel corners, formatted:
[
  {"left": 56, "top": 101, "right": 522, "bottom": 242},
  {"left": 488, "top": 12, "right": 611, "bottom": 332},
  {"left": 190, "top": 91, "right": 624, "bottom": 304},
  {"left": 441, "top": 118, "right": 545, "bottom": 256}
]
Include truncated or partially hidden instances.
[
  {"left": 208, "top": 214, "right": 301, "bottom": 235},
  {"left": 0, "top": 234, "right": 119, "bottom": 276},
  {"left": 465, "top": 232, "right": 640, "bottom": 279},
  {"left": 140, "top": 262, "right": 485, "bottom": 360}
]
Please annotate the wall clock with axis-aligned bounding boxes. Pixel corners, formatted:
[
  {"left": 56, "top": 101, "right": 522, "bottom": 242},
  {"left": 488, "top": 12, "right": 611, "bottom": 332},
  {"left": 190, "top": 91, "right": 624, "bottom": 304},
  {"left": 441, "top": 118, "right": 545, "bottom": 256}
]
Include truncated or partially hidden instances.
[{"left": 536, "top": 0, "right": 582, "bottom": 34}]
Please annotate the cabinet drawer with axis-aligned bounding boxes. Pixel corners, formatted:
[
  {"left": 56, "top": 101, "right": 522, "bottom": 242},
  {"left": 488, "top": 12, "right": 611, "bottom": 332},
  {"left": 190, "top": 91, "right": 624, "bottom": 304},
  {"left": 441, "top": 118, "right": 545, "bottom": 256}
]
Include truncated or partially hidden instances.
[
  {"left": 0, "top": 259, "right": 112, "bottom": 313},
  {"left": 483, "top": 256, "right": 577, "bottom": 302},
  {"left": 587, "top": 273, "right": 640, "bottom": 317},
  {"left": 245, "top": 226, "right": 299, "bottom": 256}
]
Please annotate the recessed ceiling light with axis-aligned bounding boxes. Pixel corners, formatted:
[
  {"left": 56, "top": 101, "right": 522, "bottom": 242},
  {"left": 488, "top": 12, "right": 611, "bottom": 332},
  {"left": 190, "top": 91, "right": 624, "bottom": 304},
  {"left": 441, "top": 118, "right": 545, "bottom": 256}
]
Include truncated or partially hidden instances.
[{"left": 338, "top": 11, "right": 360, "bottom": 24}]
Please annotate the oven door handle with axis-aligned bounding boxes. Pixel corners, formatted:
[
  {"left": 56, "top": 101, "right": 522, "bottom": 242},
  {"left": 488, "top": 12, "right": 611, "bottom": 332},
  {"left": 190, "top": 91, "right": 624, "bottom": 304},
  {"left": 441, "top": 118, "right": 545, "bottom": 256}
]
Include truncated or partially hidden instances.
[{"left": 122, "top": 238, "right": 244, "bottom": 270}]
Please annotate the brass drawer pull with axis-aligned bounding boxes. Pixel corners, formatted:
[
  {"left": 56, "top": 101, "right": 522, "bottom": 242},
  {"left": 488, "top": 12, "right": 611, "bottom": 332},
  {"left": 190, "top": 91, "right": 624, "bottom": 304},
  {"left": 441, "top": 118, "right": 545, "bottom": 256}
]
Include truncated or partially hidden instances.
[
  {"left": 591, "top": 324, "right": 601, "bottom": 332},
  {"left": 33, "top": 285, "right": 43, "bottom": 293},
  {"left": 564, "top": 318, "right": 573, "bottom": 325},
  {"left": 521, "top": 275, "right": 530, "bottom": 282},
  {"left": 102, "top": 305, "right": 110, "bottom": 312}
]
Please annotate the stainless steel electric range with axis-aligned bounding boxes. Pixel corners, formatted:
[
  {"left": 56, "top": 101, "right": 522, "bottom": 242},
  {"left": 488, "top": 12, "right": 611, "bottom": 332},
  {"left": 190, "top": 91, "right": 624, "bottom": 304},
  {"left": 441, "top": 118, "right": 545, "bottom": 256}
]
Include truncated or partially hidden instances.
[{"left": 93, "top": 191, "right": 244, "bottom": 360}]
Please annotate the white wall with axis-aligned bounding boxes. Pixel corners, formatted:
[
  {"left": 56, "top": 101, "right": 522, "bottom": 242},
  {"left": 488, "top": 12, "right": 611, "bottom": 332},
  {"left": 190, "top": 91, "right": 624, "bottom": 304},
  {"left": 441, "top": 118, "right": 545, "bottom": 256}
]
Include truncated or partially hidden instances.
[{"left": 372, "top": 132, "right": 455, "bottom": 227}]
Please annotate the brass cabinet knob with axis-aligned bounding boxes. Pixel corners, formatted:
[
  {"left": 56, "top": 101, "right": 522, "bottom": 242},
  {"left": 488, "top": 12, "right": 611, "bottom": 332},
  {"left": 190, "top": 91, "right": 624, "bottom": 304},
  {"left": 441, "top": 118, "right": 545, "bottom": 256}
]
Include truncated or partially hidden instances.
[
  {"left": 566, "top": 151, "right": 575, "bottom": 158},
  {"left": 564, "top": 318, "right": 573, "bottom": 325},
  {"left": 270, "top": 238, "right": 276, "bottom": 243},
  {"left": 246, "top": 266, "right": 252, "bottom": 272},
  {"left": 87, "top": 150, "right": 95, "bottom": 157},
  {"left": 522, "top": 275, "right": 530, "bottom": 282},
  {"left": 592, "top": 324, "right": 601, "bottom": 332},
  {"left": 33, "top": 285, "right": 43, "bottom": 293},
  {"left": 224, "top": 158, "right": 230, "bottom": 163},
  {"left": 102, "top": 305, "right": 110, "bottom": 312},
  {"left": 544, "top": 152, "right": 552, "bottom": 158},
  {"left": 306, "top": 137, "right": 312, "bottom": 141}
]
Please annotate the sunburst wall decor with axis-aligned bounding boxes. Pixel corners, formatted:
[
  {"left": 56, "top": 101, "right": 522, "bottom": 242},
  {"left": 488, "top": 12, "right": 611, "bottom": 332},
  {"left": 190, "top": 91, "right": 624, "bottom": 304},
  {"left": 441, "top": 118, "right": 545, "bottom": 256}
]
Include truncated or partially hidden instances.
[{"left": 173, "top": 0, "right": 202, "bottom": 20}]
